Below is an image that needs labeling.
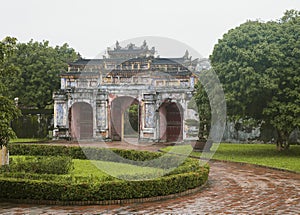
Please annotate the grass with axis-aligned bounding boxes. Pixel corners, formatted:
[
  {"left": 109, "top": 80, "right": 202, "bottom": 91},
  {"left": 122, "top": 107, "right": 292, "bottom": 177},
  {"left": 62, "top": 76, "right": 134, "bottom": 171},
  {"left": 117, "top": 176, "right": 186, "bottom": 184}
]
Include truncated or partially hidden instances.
[
  {"left": 72, "top": 159, "right": 165, "bottom": 179},
  {"left": 4, "top": 156, "right": 165, "bottom": 182},
  {"left": 162, "top": 143, "right": 300, "bottom": 173}
]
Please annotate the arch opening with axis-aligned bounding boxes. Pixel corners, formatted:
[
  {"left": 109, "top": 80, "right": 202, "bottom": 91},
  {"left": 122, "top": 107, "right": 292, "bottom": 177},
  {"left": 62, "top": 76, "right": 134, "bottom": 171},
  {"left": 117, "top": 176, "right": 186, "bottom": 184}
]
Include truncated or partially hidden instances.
[
  {"left": 69, "top": 102, "right": 93, "bottom": 140},
  {"left": 159, "top": 101, "right": 183, "bottom": 142},
  {"left": 110, "top": 96, "right": 140, "bottom": 142}
]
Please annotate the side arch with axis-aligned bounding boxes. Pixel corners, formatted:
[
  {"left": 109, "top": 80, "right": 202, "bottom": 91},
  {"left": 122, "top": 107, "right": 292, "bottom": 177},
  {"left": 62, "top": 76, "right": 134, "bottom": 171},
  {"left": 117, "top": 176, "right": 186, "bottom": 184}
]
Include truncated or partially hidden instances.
[
  {"left": 159, "top": 101, "right": 183, "bottom": 142},
  {"left": 69, "top": 102, "right": 93, "bottom": 140}
]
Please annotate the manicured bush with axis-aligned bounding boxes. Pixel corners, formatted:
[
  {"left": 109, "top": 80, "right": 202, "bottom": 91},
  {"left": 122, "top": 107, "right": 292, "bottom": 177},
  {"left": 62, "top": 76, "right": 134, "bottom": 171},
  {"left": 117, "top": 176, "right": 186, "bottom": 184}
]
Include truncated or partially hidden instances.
[
  {"left": 0, "top": 144, "right": 210, "bottom": 202},
  {"left": 8, "top": 144, "right": 163, "bottom": 161},
  {"left": 8, "top": 144, "right": 86, "bottom": 159},
  {"left": 0, "top": 171, "right": 115, "bottom": 183},
  {"left": 0, "top": 167, "right": 209, "bottom": 201},
  {"left": 8, "top": 144, "right": 185, "bottom": 169},
  {"left": 7, "top": 156, "right": 73, "bottom": 174}
]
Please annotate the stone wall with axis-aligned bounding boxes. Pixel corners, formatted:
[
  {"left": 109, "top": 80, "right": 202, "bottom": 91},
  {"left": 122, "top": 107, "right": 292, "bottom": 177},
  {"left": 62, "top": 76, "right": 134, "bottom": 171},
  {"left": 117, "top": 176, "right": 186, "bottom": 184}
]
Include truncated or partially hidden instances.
[{"left": 222, "top": 121, "right": 300, "bottom": 144}]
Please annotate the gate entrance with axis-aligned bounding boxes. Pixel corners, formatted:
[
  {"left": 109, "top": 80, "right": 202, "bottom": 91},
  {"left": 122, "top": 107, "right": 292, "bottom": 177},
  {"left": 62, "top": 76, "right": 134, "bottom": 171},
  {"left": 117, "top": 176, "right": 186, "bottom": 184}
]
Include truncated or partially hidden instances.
[{"left": 54, "top": 41, "right": 201, "bottom": 143}]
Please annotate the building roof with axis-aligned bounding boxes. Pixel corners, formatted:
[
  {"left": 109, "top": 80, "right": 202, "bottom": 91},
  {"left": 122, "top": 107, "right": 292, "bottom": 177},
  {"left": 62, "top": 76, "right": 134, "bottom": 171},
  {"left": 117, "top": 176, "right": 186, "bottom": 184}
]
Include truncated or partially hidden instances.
[
  {"left": 152, "top": 58, "right": 186, "bottom": 65},
  {"left": 69, "top": 59, "right": 104, "bottom": 66},
  {"left": 69, "top": 57, "right": 189, "bottom": 66},
  {"left": 67, "top": 41, "right": 199, "bottom": 73}
]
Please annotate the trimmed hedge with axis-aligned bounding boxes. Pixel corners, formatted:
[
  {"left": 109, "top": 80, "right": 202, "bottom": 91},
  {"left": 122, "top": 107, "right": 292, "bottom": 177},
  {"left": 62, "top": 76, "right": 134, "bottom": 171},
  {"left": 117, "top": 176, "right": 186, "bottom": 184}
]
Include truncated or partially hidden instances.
[
  {"left": 0, "top": 172, "right": 115, "bottom": 183},
  {"left": 0, "top": 169, "right": 208, "bottom": 201},
  {"left": 8, "top": 144, "right": 162, "bottom": 161},
  {"left": 6, "top": 156, "right": 73, "bottom": 175},
  {"left": 1, "top": 144, "right": 210, "bottom": 202},
  {"left": 8, "top": 144, "right": 186, "bottom": 169}
]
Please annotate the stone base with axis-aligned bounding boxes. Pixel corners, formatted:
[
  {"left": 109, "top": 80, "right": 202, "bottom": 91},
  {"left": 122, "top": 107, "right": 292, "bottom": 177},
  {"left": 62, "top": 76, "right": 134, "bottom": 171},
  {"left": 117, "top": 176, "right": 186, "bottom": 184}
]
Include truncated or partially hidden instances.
[{"left": 192, "top": 139, "right": 213, "bottom": 152}]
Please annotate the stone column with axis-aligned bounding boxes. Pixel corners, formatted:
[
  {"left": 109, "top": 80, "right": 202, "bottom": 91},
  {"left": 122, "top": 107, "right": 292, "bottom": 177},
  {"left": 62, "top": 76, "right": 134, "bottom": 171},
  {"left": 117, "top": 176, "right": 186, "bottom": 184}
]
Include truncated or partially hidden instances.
[
  {"left": 53, "top": 91, "right": 68, "bottom": 139},
  {"left": 140, "top": 94, "right": 156, "bottom": 142},
  {"left": 96, "top": 92, "right": 109, "bottom": 140}
]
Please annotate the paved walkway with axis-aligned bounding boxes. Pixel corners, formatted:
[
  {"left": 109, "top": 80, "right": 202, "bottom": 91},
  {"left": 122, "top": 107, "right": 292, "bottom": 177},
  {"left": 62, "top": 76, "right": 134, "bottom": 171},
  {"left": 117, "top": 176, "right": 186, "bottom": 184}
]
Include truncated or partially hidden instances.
[{"left": 1, "top": 142, "right": 300, "bottom": 214}]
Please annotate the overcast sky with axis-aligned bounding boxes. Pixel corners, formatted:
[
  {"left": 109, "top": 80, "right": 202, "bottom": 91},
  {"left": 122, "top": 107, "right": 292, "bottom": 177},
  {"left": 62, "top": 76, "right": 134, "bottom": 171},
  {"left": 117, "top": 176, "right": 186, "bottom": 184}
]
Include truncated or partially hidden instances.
[{"left": 1, "top": 0, "right": 300, "bottom": 58}]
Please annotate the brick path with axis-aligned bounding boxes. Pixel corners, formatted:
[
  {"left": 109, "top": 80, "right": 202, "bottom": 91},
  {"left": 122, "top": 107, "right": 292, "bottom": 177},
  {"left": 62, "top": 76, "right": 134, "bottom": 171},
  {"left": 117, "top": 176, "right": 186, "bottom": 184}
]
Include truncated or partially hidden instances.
[{"left": 1, "top": 142, "right": 300, "bottom": 214}]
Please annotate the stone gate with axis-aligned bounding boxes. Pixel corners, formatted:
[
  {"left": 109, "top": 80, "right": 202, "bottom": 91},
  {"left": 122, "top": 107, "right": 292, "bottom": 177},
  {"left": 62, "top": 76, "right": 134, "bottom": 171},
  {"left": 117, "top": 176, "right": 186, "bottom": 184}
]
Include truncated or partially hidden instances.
[{"left": 53, "top": 41, "right": 206, "bottom": 143}]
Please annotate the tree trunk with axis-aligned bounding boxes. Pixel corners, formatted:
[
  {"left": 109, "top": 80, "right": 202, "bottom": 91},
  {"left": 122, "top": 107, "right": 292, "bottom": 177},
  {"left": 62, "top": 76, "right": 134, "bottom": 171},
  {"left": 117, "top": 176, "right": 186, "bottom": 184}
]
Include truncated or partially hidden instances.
[
  {"left": 276, "top": 131, "right": 290, "bottom": 151},
  {"left": 0, "top": 146, "right": 9, "bottom": 166}
]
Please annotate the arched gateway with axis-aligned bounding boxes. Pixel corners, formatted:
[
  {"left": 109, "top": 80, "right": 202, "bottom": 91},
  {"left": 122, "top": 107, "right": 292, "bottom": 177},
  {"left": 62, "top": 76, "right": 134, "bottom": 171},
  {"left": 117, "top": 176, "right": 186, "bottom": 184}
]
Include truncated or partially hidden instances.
[{"left": 53, "top": 41, "right": 204, "bottom": 143}]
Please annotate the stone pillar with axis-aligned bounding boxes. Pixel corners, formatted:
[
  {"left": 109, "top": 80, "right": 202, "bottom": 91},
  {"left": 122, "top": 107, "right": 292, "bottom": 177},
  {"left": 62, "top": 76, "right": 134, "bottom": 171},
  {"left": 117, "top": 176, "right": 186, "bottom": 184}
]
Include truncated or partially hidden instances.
[
  {"left": 53, "top": 91, "right": 68, "bottom": 139},
  {"left": 96, "top": 92, "right": 109, "bottom": 140},
  {"left": 140, "top": 94, "right": 156, "bottom": 142}
]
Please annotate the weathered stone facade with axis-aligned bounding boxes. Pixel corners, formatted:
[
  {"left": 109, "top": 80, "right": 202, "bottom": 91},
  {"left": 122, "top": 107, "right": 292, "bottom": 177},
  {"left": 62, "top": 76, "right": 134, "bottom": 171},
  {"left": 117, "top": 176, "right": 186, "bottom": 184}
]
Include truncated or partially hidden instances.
[{"left": 53, "top": 41, "right": 203, "bottom": 143}]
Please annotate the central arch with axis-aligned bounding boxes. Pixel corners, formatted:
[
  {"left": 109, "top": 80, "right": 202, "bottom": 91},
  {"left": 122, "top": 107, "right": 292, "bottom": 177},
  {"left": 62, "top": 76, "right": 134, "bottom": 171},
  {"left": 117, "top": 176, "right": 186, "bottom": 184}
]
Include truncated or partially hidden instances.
[
  {"left": 110, "top": 96, "right": 140, "bottom": 141},
  {"left": 159, "top": 101, "right": 183, "bottom": 142}
]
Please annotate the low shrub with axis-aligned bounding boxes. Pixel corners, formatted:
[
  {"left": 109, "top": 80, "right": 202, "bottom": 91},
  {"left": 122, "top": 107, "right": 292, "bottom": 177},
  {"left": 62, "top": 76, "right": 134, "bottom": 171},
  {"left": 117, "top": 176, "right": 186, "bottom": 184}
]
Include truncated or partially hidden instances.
[
  {"left": 6, "top": 156, "right": 73, "bottom": 175},
  {"left": 0, "top": 172, "right": 115, "bottom": 183},
  {"left": 8, "top": 144, "right": 185, "bottom": 169},
  {"left": 0, "top": 167, "right": 209, "bottom": 201},
  {"left": 8, "top": 144, "right": 162, "bottom": 161},
  {"left": 1, "top": 144, "right": 210, "bottom": 202},
  {"left": 8, "top": 144, "right": 86, "bottom": 159}
]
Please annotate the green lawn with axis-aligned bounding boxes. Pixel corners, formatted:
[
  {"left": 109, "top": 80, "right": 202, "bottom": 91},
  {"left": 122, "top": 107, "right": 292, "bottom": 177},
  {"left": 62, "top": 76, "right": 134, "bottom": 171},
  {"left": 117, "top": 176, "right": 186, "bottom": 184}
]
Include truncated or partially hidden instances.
[
  {"left": 162, "top": 143, "right": 300, "bottom": 173},
  {"left": 5, "top": 156, "right": 165, "bottom": 182},
  {"left": 72, "top": 159, "right": 165, "bottom": 179}
]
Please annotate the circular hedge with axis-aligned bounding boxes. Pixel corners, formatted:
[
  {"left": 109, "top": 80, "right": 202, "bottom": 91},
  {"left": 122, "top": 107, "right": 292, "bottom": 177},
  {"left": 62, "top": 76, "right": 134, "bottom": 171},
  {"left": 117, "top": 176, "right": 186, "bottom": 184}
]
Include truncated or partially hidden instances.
[{"left": 0, "top": 144, "right": 209, "bottom": 202}]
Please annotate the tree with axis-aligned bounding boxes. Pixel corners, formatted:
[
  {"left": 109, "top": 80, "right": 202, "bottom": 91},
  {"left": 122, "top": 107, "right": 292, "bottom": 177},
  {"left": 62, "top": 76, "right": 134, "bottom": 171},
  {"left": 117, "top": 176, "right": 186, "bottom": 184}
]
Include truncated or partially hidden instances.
[
  {"left": 210, "top": 10, "right": 300, "bottom": 150},
  {"left": 0, "top": 37, "right": 21, "bottom": 147},
  {"left": 193, "top": 69, "right": 226, "bottom": 149},
  {"left": 2, "top": 40, "right": 78, "bottom": 109},
  {"left": 128, "top": 104, "right": 139, "bottom": 132},
  {"left": 194, "top": 74, "right": 211, "bottom": 140}
]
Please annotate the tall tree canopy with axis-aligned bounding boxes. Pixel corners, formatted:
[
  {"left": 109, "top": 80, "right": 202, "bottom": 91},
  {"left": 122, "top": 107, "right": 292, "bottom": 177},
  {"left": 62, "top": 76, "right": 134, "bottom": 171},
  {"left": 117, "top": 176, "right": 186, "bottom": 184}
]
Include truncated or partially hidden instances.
[
  {"left": 210, "top": 10, "right": 300, "bottom": 150},
  {"left": 2, "top": 40, "right": 78, "bottom": 109},
  {"left": 0, "top": 37, "right": 21, "bottom": 146}
]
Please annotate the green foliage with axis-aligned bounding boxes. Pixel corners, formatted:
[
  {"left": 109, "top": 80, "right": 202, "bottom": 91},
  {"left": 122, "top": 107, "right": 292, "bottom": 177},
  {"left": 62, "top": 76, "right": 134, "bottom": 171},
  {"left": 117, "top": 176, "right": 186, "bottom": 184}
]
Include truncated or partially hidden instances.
[
  {"left": 0, "top": 96, "right": 20, "bottom": 146},
  {"left": 0, "top": 37, "right": 21, "bottom": 147},
  {"left": 8, "top": 144, "right": 162, "bottom": 161},
  {"left": 5, "top": 156, "right": 73, "bottom": 174},
  {"left": 1, "top": 39, "right": 78, "bottom": 109},
  {"left": 128, "top": 104, "right": 139, "bottom": 132},
  {"left": 210, "top": 10, "right": 300, "bottom": 149},
  {"left": 194, "top": 78, "right": 211, "bottom": 139},
  {"left": 0, "top": 169, "right": 208, "bottom": 201}
]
